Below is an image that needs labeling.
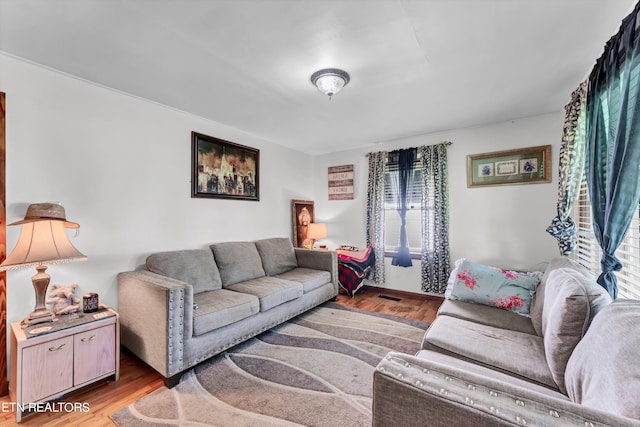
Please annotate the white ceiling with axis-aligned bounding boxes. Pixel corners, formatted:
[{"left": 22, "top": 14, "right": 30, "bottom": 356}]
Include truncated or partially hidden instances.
[{"left": 0, "top": 0, "right": 634, "bottom": 155}]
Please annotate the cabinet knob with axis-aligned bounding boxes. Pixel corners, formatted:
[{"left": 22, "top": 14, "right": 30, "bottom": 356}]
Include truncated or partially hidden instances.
[
  {"left": 81, "top": 335, "right": 97, "bottom": 342},
  {"left": 48, "top": 343, "right": 66, "bottom": 352}
]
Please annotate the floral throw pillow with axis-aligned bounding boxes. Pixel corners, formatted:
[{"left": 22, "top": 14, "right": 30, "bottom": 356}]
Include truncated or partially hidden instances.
[{"left": 448, "top": 259, "right": 540, "bottom": 316}]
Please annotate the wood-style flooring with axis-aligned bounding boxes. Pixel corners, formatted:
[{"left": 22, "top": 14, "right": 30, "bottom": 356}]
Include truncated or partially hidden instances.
[
  {"left": 0, "top": 288, "right": 442, "bottom": 426},
  {"left": 336, "top": 286, "right": 442, "bottom": 323}
]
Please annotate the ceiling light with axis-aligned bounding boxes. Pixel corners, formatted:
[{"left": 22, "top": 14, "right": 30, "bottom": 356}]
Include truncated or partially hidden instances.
[{"left": 310, "top": 68, "right": 350, "bottom": 99}]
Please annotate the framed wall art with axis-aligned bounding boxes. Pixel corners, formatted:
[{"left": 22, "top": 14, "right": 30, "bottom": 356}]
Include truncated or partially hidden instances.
[
  {"left": 291, "top": 200, "right": 314, "bottom": 248},
  {"left": 328, "top": 164, "right": 354, "bottom": 200},
  {"left": 192, "top": 132, "right": 259, "bottom": 200},
  {"left": 467, "top": 145, "right": 551, "bottom": 187}
]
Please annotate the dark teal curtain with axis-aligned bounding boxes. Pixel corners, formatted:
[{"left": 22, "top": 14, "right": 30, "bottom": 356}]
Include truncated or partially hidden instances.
[
  {"left": 586, "top": 2, "right": 640, "bottom": 299},
  {"left": 391, "top": 148, "right": 416, "bottom": 267}
]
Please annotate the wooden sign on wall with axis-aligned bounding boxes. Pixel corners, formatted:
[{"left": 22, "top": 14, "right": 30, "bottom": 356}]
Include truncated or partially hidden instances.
[{"left": 328, "top": 164, "right": 354, "bottom": 200}]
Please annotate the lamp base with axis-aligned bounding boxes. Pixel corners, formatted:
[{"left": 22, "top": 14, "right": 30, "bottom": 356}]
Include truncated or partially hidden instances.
[
  {"left": 21, "top": 309, "right": 56, "bottom": 328},
  {"left": 20, "top": 265, "right": 56, "bottom": 328}
]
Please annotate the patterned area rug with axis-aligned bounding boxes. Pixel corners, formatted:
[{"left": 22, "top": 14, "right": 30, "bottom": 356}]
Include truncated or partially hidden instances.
[{"left": 111, "top": 302, "right": 429, "bottom": 426}]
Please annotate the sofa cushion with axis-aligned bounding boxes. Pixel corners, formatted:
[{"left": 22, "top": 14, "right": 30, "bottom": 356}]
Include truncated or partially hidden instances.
[
  {"left": 226, "top": 276, "right": 303, "bottom": 311},
  {"left": 146, "top": 249, "right": 222, "bottom": 294},
  {"left": 414, "top": 349, "right": 570, "bottom": 400},
  {"left": 274, "top": 268, "right": 331, "bottom": 293},
  {"left": 444, "top": 257, "right": 465, "bottom": 298},
  {"left": 447, "top": 259, "right": 539, "bottom": 316},
  {"left": 255, "top": 237, "right": 298, "bottom": 276},
  {"left": 542, "top": 267, "right": 612, "bottom": 393},
  {"left": 565, "top": 300, "right": 640, "bottom": 420},
  {"left": 211, "top": 241, "right": 266, "bottom": 286},
  {"left": 192, "top": 289, "right": 260, "bottom": 336},
  {"left": 437, "top": 299, "right": 537, "bottom": 335},
  {"left": 531, "top": 256, "right": 595, "bottom": 336},
  {"left": 423, "top": 315, "right": 557, "bottom": 389}
]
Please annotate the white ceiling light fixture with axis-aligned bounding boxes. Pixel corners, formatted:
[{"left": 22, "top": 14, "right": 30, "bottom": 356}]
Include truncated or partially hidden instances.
[{"left": 310, "top": 68, "right": 350, "bottom": 100}]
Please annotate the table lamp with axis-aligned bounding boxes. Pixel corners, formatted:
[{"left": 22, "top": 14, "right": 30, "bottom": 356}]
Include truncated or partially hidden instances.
[
  {"left": 0, "top": 203, "right": 87, "bottom": 327},
  {"left": 307, "top": 223, "right": 327, "bottom": 249}
]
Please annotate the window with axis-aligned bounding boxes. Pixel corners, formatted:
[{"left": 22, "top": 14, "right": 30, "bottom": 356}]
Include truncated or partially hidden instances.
[
  {"left": 383, "top": 159, "right": 422, "bottom": 257},
  {"left": 366, "top": 143, "right": 450, "bottom": 292},
  {"left": 571, "top": 177, "right": 640, "bottom": 299}
]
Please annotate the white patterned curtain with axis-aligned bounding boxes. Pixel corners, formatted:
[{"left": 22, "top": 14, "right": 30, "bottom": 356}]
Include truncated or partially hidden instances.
[
  {"left": 546, "top": 81, "right": 588, "bottom": 255},
  {"left": 366, "top": 151, "right": 387, "bottom": 285},
  {"left": 420, "top": 142, "right": 451, "bottom": 293}
]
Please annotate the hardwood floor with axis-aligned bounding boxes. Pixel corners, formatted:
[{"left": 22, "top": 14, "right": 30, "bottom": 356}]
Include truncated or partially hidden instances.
[
  {"left": 0, "top": 352, "right": 163, "bottom": 427},
  {"left": 0, "top": 289, "right": 441, "bottom": 426},
  {"left": 335, "top": 286, "right": 442, "bottom": 324}
]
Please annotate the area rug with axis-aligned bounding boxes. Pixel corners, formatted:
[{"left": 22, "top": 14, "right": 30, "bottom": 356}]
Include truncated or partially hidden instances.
[{"left": 110, "top": 302, "right": 429, "bottom": 426}]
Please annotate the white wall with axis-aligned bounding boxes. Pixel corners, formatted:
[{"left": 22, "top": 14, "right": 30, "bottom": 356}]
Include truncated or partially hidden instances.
[
  {"left": 0, "top": 53, "right": 567, "bottom": 316},
  {"left": 0, "top": 54, "right": 315, "bottom": 325},
  {"left": 313, "top": 113, "right": 564, "bottom": 294}
]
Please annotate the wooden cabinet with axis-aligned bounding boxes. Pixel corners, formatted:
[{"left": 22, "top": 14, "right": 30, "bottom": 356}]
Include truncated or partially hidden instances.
[
  {"left": 9, "top": 308, "right": 119, "bottom": 422},
  {"left": 21, "top": 335, "right": 74, "bottom": 403},
  {"left": 73, "top": 324, "right": 117, "bottom": 386}
]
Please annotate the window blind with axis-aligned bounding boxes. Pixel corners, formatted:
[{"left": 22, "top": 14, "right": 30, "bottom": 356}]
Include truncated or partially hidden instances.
[
  {"left": 571, "top": 177, "right": 640, "bottom": 299},
  {"left": 384, "top": 161, "right": 422, "bottom": 254}
]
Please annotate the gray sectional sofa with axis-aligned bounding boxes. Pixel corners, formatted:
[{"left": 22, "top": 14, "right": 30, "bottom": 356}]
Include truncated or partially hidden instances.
[
  {"left": 373, "top": 257, "right": 640, "bottom": 426},
  {"left": 118, "top": 237, "right": 338, "bottom": 386}
]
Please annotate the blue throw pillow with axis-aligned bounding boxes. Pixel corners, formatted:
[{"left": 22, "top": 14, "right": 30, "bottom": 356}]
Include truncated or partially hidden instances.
[{"left": 449, "top": 259, "right": 540, "bottom": 316}]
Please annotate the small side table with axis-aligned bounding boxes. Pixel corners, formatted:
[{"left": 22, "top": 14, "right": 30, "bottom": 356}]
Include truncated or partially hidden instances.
[{"left": 9, "top": 307, "right": 120, "bottom": 422}]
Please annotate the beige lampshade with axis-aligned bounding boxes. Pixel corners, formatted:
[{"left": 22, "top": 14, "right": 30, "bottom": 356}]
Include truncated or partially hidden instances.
[
  {"left": 0, "top": 220, "right": 87, "bottom": 271},
  {"left": 307, "top": 223, "right": 327, "bottom": 240}
]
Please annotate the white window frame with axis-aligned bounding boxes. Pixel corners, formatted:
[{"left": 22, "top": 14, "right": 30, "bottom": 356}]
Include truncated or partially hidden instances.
[{"left": 383, "top": 159, "right": 422, "bottom": 258}]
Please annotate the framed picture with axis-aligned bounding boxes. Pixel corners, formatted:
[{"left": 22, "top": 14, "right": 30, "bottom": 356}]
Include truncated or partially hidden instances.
[
  {"left": 192, "top": 132, "right": 259, "bottom": 200},
  {"left": 328, "top": 164, "right": 354, "bottom": 200},
  {"left": 467, "top": 145, "right": 551, "bottom": 187},
  {"left": 291, "top": 200, "right": 314, "bottom": 248}
]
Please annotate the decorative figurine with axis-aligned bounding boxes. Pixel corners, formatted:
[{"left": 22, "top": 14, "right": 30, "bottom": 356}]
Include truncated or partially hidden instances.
[{"left": 46, "top": 283, "right": 81, "bottom": 315}]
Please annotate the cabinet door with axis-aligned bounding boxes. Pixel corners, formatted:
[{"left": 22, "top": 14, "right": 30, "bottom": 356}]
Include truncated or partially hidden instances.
[
  {"left": 22, "top": 335, "right": 74, "bottom": 403},
  {"left": 74, "top": 325, "right": 116, "bottom": 385}
]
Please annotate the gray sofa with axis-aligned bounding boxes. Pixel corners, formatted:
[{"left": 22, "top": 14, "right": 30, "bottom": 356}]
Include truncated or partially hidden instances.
[
  {"left": 373, "top": 257, "right": 640, "bottom": 426},
  {"left": 118, "top": 237, "right": 338, "bottom": 386}
]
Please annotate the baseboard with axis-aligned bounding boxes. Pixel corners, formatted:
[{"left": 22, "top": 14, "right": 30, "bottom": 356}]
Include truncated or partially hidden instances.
[{"left": 361, "top": 285, "right": 444, "bottom": 302}]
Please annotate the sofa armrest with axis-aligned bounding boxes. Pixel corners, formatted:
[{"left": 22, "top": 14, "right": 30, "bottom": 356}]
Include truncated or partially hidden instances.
[
  {"left": 373, "top": 352, "right": 638, "bottom": 427},
  {"left": 294, "top": 248, "right": 338, "bottom": 290},
  {"left": 118, "top": 270, "right": 194, "bottom": 377}
]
